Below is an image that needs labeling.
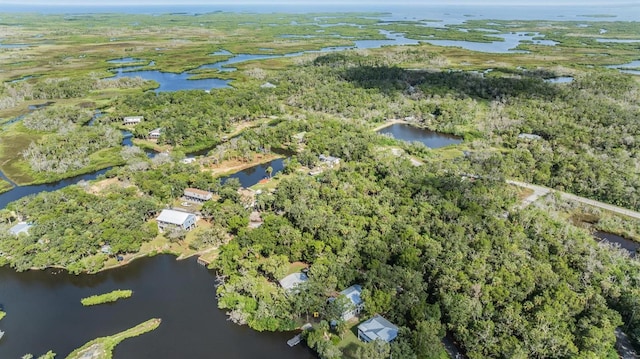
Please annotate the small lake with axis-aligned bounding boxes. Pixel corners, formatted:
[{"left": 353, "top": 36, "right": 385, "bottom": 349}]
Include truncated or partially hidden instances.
[
  {"left": 594, "top": 231, "right": 639, "bottom": 257},
  {"left": 0, "top": 255, "right": 316, "bottom": 359},
  {"left": 377, "top": 123, "right": 462, "bottom": 148},
  {"left": 544, "top": 76, "right": 574, "bottom": 84}
]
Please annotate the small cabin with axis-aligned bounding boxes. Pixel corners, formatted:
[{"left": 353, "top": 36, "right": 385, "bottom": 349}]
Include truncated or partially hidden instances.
[
  {"left": 148, "top": 128, "right": 161, "bottom": 140},
  {"left": 123, "top": 116, "right": 143, "bottom": 125}
]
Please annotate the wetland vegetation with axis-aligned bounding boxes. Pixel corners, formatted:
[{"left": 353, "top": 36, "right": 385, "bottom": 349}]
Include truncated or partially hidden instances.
[
  {"left": 80, "top": 289, "right": 133, "bottom": 306},
  {"left": 0, "top": 7, "right": 639, "bottom": 359}
]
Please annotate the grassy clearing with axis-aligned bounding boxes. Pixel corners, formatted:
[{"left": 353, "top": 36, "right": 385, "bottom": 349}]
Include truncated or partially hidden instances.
[
  {"left": 81, "top": 289, "right": 133, "bottom": 306},
  {"left": 65, "top": 318, "right": 161, "bottom": 359}
]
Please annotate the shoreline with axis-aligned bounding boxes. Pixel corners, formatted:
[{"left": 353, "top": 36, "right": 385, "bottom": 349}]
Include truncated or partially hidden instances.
[{"left": 371, "top": 118, "right": 409, "bottom": 132}]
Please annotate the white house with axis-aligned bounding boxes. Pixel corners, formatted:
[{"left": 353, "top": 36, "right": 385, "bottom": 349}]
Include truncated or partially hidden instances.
[
  {"left": 9, "top": 222, "right": 32, "bottom": 236},
  {"left": 357, "top": 315, "right": 398, "bottom": 343},
  {"left": 148, "top": 128, "right": 162, "bottom": 140},
  {"left": 279, "top": 272, "right": 308, "bottom": 292},
  {"left": 183, "top": 188, "right": 213, "bottom": 202},
  {"left": 156, "top": 209, "right": 197, "bottom": 232},
  {"left": 518, "top": 133, "right": 542, "bottom": 141},
  {"left": 338, "top": 284, "right": 364, "bottom": 321},
  {"left": 123, "top": 116, "right": 143, "bottom": 125},
  {"left": 260, "top": 82, "right": 277, "bottom": 89}
]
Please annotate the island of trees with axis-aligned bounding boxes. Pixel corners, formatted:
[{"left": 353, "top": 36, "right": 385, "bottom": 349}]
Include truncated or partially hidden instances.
[{"left": 0, "top": 10, "right": 639, "bottom": 359}]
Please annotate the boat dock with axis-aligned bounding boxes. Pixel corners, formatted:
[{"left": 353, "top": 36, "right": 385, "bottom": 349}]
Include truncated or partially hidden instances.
[
  {"left": 287, "top": 334, "right": 301, "bottom": 347},
  {"left": 287, "top": 323, "right": 312, "bottom": 347}
]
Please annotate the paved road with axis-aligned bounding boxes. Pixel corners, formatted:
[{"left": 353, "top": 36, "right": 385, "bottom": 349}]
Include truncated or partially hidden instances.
[{"left": 507, "top": 180, "right": 640, "bottom": 220}]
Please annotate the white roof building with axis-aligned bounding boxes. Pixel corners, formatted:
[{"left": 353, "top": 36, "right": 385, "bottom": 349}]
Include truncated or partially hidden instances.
[
  {"left": 279, "top": 272, "right": 308, "bottom": 291},
  {"left": 9, "top": 222, "right": 32, "bottom": 236},
  {"left": 156, "top": 209, "right": 197, "bottom": 232},
  {"left": 123, "top": 116, "right": 143, "bottom": 125},
  {"left": 518, "top": 133, "right": 543, "bottom": 141},
  {"left": 339, "top": 285, "right": 364, "bottom": 321},
  {"left": 357, "top": 315, "right": 398, "bottom": 343},
  {"left": 260, "top": 82, "right": 277, "bottom": 89}
]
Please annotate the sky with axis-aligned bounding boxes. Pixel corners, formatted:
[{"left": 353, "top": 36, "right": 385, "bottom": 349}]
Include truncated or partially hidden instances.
[{"left": 0, "top": 0, "right": 633, "bottom": 6}]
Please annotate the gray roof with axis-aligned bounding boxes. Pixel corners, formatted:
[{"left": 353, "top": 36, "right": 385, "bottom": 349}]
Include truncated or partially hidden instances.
[
  {"left": 157, "top": 209, "right": 195, "bottom": 225},
  {"left": 279, "top": 272, "right": 308, "bottom": 290},
  {"left": 340, "top": 284, "right": 363, "bottom": 307},
  {"left": 260, "top": 82, "right": 277, "bottom": 89},
  {"left": 319, "top": 154, "right": 340, "bottom": 163},
  {"left": 9, "top": 222, "right": 32, "bottom": 235},
  {"left": 358, "top": 315, "right": 398, "bottom": 343}
]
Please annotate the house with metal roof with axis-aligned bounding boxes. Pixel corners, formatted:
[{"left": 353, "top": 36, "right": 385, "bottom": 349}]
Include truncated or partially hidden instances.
[
  {"left": 338, "top": 284, "right": 364, "bottom": 321},
  {"left": 9, "top": 222, "right": 32, "bottom": 236},
  {"left": 148, "top": 128, "right": 162, "bottom": 140},
  {"left": 279, "top": 272, "right": 308, "bottom": 292},
  {"left": 357, "top": 315, "right": 398, "bottom": 343},
  {"left": 123, "top": 116, "right": 143, "bottom": 125},
  {"left": 156, "top": 209, "right": 197, "bottom": 232},
  {"left": 183, "top": 188, "right": 213, "bottom": 202}
]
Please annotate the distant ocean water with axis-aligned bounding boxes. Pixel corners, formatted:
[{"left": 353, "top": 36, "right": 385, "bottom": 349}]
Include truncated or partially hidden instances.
[{"left": 1, "top": 3, "right": 639, "bottom": 22}]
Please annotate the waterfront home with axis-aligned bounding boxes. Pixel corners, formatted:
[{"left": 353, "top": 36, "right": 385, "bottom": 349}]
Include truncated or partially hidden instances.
[
  {"left": 9, "top": 222, "right": 32, "bottom": 236},
  {"left": 279, "top": 272, "right": 308, "bottom": 293},
  {"left": 336, "top": 284, "right": 364, "bottom": 321},
  {"left": 319, "top": 154, "right": 340, "bottom": 168},
  {"left": 518, "top": 133, "right": 542, "bottom": 141},
  {"left": 357, "top": 315, "right": 398, "bottom": 343},
  {"left": 123, "top": 116, "right": 143, "bottom": 125},
  {"left": 148, "top": 128, "right": 162, "bottom": 140},
  {"left": 183, "top": 188, "right": 213, "bottom": 202},
  {"left": 156, "top": 209, "right": 197, "bottom": 232}
]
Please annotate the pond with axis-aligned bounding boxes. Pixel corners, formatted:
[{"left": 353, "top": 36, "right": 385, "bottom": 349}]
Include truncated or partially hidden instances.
[
  {"left": 377, "top": 123, "right": 462, "bottom": 148},
  {"left": 594, "top": 231, "right": 639, "bottom": 257},
  {"left": 0, "top": 255, "right": 316, "bottom": 359},
  {"left": 222, "top": 157, "right": 286, "bottom": 188},
  {"left": 544, "top": 76, "right": 574, "bottom": 84}
]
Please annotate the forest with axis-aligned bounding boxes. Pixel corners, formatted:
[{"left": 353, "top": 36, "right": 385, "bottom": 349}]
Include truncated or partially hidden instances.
[{"left": 0, "top": 9, "right": 639, "bottom": 359}]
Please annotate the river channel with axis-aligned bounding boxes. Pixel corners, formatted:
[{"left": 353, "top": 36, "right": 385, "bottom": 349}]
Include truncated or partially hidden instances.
[{"left": 0, "top": 255, "right": 316, "bottom": 358}]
